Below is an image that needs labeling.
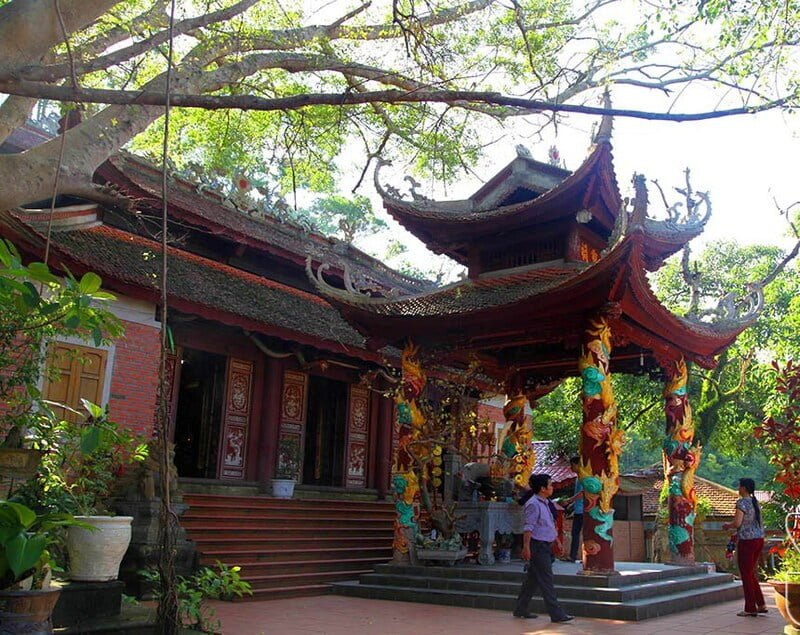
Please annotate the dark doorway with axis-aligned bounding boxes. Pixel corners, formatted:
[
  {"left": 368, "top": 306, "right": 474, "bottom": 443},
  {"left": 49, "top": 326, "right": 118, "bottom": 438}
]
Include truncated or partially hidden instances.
[
  {"left": 303, "top": 376, "right": 348, "bottom": 486},
  {"left": 173, "top": 348, "right": 226, "bottom": 478}
]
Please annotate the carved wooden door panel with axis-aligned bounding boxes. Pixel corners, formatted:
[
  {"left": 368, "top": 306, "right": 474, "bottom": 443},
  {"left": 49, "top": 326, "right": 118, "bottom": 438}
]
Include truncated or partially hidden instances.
[
  {"left": 344, "top": 385, "right": 370, "bottom": 488},
  {"left": 277, "top": 371, "right": 308, "bottom": 481},
  {"left": 217, "top": 358, "right": 254, "bottom": 480}
]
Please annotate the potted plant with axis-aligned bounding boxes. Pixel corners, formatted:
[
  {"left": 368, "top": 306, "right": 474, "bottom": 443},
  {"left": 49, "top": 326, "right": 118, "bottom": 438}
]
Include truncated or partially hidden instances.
[
  {"left": 273, "top": 436, "right": 300, "bottom": 498},
  {"left": 0, "top": 500, "right": 86, "bottom": 632},
  {"left": 769, "top": 519, "right": 800, "bottom": 629},
  {"left": 755, "top": 360, "right": 800, "bottom": 630},
  {"left": 496, "top": 532, "right": 514, "bottom": 563},
  {"left": 31, "top": 400, "right": 147, "bottom": 582}
]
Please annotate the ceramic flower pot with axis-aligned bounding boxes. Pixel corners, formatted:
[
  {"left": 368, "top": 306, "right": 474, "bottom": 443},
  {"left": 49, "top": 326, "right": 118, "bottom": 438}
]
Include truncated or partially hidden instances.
[
  {"left": 771, "top": 580, "right": 800, "bottom": 628},
  {"left": 66, "top": 516, "right": 133, "bottom": 582},
  {"left": 271, "top": 478, "right": 296, "bottom": 499},
  {"left": 0, "top": 587, "right": 61, "bottom": 635}
]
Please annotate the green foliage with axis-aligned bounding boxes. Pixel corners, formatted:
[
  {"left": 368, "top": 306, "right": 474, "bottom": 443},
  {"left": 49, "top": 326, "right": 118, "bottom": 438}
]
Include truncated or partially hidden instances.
[
  {"left": 302, "top": 194, "right": 386, "bottom": 243},
  {"left": 695, "top": 496, "right": 713, "bottom": 524},
  {"left": 0, "top": 239, "right": 123, "bottom": 447},
  {"left": 140, "top": 561, "right": 253, "bottom": 633},
  {"left": 0, "top": 500, "right": 86, "bottom": 590},
  {"left": 13, "top": 401, "right": 147, "bottom": 516},
  {"left": 772, "top": 544, "right": 800, "bottom": 583},
  {"left": 756, "top": 360, "right": 800, "bottom": 498}
]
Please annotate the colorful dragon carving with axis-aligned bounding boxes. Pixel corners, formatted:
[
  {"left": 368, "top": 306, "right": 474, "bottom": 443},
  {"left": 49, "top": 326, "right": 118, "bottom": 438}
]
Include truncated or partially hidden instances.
[
  {"left": 578, "top": 313, "right": 624, "bottom": 570},
  {"left": 500, "top": 393, "right": 534, "bottom": 487},
  {"left": 391, "top": 342, "right": 427, "bottom": 561},
  {"left": 662, "top": 358, "right": 700, "bottom": 562}
]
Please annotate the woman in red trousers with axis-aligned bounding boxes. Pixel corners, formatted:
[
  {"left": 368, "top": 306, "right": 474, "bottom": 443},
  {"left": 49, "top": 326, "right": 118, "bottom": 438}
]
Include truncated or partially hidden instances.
[{"left": 723, "top": 477, "right": 767, "bottom": 617}]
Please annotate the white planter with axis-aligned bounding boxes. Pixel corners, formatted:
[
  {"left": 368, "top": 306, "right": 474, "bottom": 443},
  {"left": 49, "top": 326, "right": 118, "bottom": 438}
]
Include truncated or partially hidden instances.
[
  {"left": 67, "top": 516, "right": 133, "bottom": 581},
  {"left": 271, "top": 479, "right": 296, "bottom": 499}
]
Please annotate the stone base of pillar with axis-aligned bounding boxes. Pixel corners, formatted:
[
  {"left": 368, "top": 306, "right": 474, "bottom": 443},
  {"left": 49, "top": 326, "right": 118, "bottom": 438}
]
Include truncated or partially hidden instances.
[
  {"left": 668, "top": 554, "right": 696, "bottom": 566},
  {"left": 115, "top": 500, "right": 196, "bottom": 599},
  {"left": 577, "top": 567, "right": 620, "bottom": 576}
]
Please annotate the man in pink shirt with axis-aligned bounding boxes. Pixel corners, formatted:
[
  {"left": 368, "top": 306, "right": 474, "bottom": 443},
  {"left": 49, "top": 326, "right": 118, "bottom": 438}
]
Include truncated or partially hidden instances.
[{"left": 513, "top": 473, "right": 574, "bottom": 622}]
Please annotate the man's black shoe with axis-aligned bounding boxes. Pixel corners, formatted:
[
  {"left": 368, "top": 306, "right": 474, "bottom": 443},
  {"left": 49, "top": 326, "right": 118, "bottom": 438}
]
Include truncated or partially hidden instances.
[
  {"left": 512, "top": 611, "right": 538, "bottom": 619},
  {"left": 551, "top": 614, "right": 574, "bottom": 623}
]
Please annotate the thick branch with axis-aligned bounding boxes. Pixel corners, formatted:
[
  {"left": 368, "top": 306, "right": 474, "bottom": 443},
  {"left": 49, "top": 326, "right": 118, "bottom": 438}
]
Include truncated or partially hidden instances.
[
  {"left": 0, "top": 95, "right": 36, "bottom": 146},
  {"left": 22, "top": 0, "right": 259, "bottom": 82},
  {"left": 0, "top": 0, "right": 120, "bottom": 76},
  {"left": 0, "top": 80, "right": 793, "bottom": 121}
]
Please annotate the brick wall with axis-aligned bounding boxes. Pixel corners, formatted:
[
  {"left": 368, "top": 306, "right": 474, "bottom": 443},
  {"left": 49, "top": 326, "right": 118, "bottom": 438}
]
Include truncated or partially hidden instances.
[{"left": 107, "top": 319, "right": 161, "bottom": 438}]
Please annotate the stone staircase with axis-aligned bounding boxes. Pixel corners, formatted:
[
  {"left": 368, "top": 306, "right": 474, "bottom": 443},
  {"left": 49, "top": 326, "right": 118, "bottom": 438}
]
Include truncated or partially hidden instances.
[
  {"left": 180, "top": 493, "right": 395, "bottom": 600},
  {"left": 333, "top": 561, "right": 743, "bottom": 621}
]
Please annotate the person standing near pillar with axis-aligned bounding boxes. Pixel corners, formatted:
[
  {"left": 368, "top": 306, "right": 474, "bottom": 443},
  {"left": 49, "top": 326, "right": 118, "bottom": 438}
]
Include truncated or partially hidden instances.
[
  {"left": 513, "top": 473, "right": 574, "bottom": 623},
  {"left": 566, "top": 456, "right": 585, "bottom": 562},
  {"left": 722, "top": 477, "right": 767, "bottom": 617}
]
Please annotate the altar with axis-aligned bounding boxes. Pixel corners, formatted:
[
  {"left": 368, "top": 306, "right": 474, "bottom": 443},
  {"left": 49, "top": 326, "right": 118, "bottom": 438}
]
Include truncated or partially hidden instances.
[{"left": 454, "top": 501, "right": 523, "bottom": 565}]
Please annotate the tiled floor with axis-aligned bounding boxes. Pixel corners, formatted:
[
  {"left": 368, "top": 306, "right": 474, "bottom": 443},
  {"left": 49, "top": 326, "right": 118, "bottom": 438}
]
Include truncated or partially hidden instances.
[{"left": 210, "top": 584, "right": 787, "bottom": 634}]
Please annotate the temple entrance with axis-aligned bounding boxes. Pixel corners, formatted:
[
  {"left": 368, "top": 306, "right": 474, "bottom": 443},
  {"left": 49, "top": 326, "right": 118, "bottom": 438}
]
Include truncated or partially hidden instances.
[
  {"left": 303, "top": 375, "right": 348, "bottom": 486},
  {"left": 173, "top": 348, "right": 226, "bottom": 478}
]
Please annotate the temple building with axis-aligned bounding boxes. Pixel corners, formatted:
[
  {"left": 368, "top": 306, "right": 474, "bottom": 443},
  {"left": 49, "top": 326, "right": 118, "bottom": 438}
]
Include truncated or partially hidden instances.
[
  {"left": 0, "top": 111, "right": 760, "bottom": 596},
  {"left": 310, "top": 115, "right": 762, "bottom": 574}
]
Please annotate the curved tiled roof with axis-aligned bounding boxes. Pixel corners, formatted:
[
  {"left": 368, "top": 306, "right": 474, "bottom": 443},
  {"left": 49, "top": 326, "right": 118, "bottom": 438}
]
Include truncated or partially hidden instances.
[
  {"left": 4, "top": 214, "right": 376, "bottom": 358},
  {"left": 104, "top": 153, "right": 430, "bottom": 295},
  {"left": 312, "top": 262, "right": 587, "bottom": 318}
]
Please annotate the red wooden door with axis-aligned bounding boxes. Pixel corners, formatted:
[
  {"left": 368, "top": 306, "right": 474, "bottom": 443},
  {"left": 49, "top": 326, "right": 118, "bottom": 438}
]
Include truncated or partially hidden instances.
[
  {"left": 344, "top": 385, "right": 370, "bottom": 488},
  {"left": 217, "top": 358, "right": 254, "bottom": 480}
]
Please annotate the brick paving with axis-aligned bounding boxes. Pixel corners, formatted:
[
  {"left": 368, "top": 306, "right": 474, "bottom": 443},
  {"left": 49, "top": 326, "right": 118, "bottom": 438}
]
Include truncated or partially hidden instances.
[{"left": 210, "top": 584, "right": 786, "bottom": 634}]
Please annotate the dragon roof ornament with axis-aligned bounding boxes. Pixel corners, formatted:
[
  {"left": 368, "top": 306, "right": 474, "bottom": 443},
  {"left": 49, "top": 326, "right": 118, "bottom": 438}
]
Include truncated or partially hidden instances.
[
  {"left": 373, "top": 157, "right": 435, "bottom": 205},
  {"left": 688, "top": 282, "right": 764, "bottom": 328},
  {"left": 629, "top": 172, "right": 712, "bottom": 239},
  {"left": 306, "top": 255, "right": 407, "bottom": 302}
]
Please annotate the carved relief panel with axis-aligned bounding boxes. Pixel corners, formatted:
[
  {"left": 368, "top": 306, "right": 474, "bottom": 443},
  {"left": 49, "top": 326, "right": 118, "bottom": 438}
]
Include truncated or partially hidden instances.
[
  {"left": 277, "top": 371, "right": 308, "bottom": 480},
  {"left": 218, "top": 358, "right": 254, "bottom": 480},
  {"left": 344, "top": 385, "right": 370, "bottom": 488}
]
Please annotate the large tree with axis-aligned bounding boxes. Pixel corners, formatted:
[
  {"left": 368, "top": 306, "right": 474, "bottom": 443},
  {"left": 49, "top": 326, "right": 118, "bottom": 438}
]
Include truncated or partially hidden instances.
[{"left": 0, "top": 0, "right": 798, "bottom": 211}]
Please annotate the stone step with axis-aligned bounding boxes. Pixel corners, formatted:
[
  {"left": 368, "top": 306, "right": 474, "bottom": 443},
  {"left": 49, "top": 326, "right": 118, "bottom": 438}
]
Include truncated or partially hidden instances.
[
  {"left": 246, "top": 584, "right": 333, "bottom": 601},
  {"left": 183, "top": 492, "right": 392, "bottom": 509},
  {"left": 186, "top": 523, "right": 394, "bottom": 541},
  {"left": 332, "top": 578, "right": 743, "bottom": 621},
  {"left": 193, "top": 537, "right": 390, "bottom": 551},
  {"left": 247, "top": 568, "right": 377, "bottom": 591},
  {"left": 181, "top": 493, "right": 394, "bottom": 600},
  {"left": 198, "top": 545, "right": 392, "bottom": 563},
  {"left": 357, "top": 570, "right": 735, "bottom": 602},
  {"left": 232, "top": 557, "right": 392, "bottom": 576},
  {"left": 372, "top": 562, "right": 711, "bottom": 587},
  {"left": 180, "top": 514, "right": 392, "bottom": 529},
  {"left": 183, "top": 507, "right": 396, "bottom": 521}
]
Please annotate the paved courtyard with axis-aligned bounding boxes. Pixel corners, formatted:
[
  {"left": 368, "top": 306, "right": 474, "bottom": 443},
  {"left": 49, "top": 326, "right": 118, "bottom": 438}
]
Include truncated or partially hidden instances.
[{"left": 210, "top": 583, "right": 786, "bottom": 634}]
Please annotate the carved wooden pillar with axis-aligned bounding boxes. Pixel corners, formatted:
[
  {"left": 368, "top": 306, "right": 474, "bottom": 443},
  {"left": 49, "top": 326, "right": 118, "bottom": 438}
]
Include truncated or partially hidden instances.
[
  {"left": 662, "top": 357, "right": 700, "bottom": 564},
  {"left": 391, "top": 342, "right": 425, "bottom": 564},
  {"left": 577, "top": 309, "right": 623, "bottom": 574},
  {"left": 375, "top": 394, "right": 394, "bottom": 499},
  {"left": 257, "top": 356, "right": 284, "bottom": 485}
]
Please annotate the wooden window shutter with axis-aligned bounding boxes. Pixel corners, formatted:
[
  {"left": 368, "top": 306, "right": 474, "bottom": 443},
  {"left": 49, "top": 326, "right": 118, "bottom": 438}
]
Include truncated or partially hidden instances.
[{"left": 42, "top": 343, "right": 107, "bottom": 422}]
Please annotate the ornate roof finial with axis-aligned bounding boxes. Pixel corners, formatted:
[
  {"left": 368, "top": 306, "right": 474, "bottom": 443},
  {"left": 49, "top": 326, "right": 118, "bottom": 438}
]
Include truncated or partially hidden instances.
[
  {"left": 515, "top": 144, "right": 533, "bottom": 159},
  {"left": 629, "top": 173, "right": 649, "bottom": 227},
  {"left": 548, "top": 145, "right": 563, "bottom": 167},
  {"left": 690, "top": 282, "right": 764, "bottom": 327},
  {"left": 594, "top": 88, "right": 613, "bottom": 144}
]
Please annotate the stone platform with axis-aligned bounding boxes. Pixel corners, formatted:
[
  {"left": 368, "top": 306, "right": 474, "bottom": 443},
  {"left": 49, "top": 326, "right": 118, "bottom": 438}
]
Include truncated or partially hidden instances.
[{"left": 333, "top": 560, "right": 742, "bottom": 621}]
